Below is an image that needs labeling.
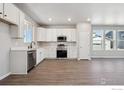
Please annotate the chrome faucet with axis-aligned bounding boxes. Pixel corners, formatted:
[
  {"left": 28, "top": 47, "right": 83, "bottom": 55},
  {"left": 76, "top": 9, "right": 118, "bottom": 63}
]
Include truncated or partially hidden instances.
[{"left": 29, "top": 41, "right": 36, "bottom": 49}]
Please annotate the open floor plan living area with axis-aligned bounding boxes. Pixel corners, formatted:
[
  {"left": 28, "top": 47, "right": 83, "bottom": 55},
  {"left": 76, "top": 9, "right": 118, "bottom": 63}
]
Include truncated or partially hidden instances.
[{"left": 0, "top": 3, "right": 124, "bottom": 85}]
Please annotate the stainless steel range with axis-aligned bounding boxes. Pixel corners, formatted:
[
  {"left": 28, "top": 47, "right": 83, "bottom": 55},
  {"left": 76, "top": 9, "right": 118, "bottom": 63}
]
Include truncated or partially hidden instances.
[{"left": 56, "top": 44, "right": 67, "bottom": 58}]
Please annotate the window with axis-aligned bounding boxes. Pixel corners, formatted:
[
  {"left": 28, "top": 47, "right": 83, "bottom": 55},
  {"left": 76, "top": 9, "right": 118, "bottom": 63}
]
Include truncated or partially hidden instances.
[
  {"left": 92, "top": 28, "right": 124, "bottom": 51},
  {"left": 24, "top": 20, "right": 33, "bottom": 43},
  {"left": 117, "top": 31, "right": 124, "bottom": 49},
  {"left": 105, "top": 30, "right": 115, "bottom": 50},
  {"left": 92, "top": 30, "right": 103, "bottom": 50}
]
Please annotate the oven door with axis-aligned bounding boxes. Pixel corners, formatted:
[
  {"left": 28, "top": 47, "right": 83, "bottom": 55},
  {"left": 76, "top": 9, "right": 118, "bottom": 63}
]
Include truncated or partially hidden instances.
[{"left": 57, "top": 50, "right": 67, "bottom": 58}]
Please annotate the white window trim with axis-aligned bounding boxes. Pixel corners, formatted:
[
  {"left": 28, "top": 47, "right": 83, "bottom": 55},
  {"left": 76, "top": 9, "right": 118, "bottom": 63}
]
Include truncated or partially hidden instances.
[{"left": 92, "top": 29, "right": 124, "bottom": 51}]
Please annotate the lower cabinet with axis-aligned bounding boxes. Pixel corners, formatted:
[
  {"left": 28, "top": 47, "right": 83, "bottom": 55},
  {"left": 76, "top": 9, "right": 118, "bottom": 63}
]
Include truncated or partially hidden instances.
[
  {"left": 36, "top": 48, "right": 45, "bottom": 65},
  {"left": 10, "top": 50, "right": 28, "bottom": 74},
  {"left": 11, "top": 50, "right": 37, "bottom": 74},
  {"left": 45, "top": 45, "right": 56, "bottom": 59},
  {"left": 67, "top": 44, "right": 77, "bottom": 58}
]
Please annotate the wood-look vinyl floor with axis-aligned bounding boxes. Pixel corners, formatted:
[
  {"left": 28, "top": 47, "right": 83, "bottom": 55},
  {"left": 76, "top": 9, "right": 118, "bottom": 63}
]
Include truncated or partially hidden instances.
[{"left": 0, "top": 58, "right": 124, "bottom": 85}]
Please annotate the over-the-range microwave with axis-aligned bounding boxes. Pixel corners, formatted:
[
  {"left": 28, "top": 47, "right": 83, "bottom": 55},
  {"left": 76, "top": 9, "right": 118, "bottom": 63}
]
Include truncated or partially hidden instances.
[{"left": 57, "top": 36, "right": 67, "bottom": 42}]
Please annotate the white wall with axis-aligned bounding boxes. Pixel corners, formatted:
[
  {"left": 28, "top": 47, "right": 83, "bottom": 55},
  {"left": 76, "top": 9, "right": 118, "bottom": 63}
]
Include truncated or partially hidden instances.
[
  {"left": 0, "top": 22, "right": 12, "bottom": 78},
  {"left": 91, "top": 25, "right": 124, "bottom": 58}
]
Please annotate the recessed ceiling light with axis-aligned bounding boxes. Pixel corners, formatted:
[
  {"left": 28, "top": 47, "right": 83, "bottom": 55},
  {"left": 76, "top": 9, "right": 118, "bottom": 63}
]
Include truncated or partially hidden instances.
[
  {"left": 48, "top": 18, "right": 52, "bottom": 22},
  {"left": 67, "top": 18, "right": 72, "bottom": 22},
  {"left": 87, "top": 18, "right": 91, "bottom": 22}
]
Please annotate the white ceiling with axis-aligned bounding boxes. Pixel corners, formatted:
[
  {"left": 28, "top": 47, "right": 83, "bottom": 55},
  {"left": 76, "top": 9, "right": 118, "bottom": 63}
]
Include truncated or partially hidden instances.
[{"left": 15, "top": 3, "right": 124, "bottom": 26}]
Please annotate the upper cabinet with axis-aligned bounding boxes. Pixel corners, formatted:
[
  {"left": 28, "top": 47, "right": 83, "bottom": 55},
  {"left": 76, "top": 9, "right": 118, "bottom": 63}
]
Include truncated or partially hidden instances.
[
  {"left": 0, "top": 4, "right": 3, "bottom": 18},
  {"left": 0, "top": 3, "right": 19, "bottom": 25},
  {"left": 65, "top": 29, "right": 76, "bottom": 42},
  {"left": 3, "top": 3, "right": 19, "bottom": 25},
  {"left": 18, "top": 11, "right": 25, "bottom": 38},
  {"left": 47, "top": 29, "right": 57, "bottom": 42},
  {"left": 10, "top": 11, "right": 25, "bottom": 38},
  {"left": 37, "top": 27, "right": 47, "bottom": 41},
  {"left": 56, "top": 29, "right": 76, "bottom": 42},
  {"left": 37, "top": 28, "right": 76, "bottom": 42}
]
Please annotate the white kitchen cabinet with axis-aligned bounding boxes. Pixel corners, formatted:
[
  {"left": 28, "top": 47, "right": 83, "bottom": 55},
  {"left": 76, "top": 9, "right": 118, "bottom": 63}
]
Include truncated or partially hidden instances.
[
  {"left": 46, "top": 29, "right": 57, "bottom": 42},
  {"left": 71, "top": 29, "right": 76, "bottom": 42},
  {"left": 37, "top": 27, "right": 46, "bottom": 41},
  {"left": 37, "top": 28, "right": 76, "bottom": 42},
  {"left": 68, "top": 45, "right": 77, "bottom": 58},
  {"left": 3, "top": 3, "right": 19, "bottom": 25},
  {"left": 45, "top": 45, "right": 56, "bottom": 58},
  {"left": 66, "top": 30, "right": 71, "bottom": 41},
  {"left": 66, "top": 29, "right": 76, "bottom": 42},
  {"left": 46, "top": 29, "right": 52, "bottom": 41},
  {"left": 0, "top": 3, "right": 20, "bottom": 25},
  {"left": 51, "top": 29, "right": 57, "bottom": 41},
  {"left": 36, "top": 48, "right": 45, "bottom": 65},
  {"left": 56, "top": 29, "right": 76, "bottom": 42},
  {"left": 0, "top": 3, "right": 3, "bottom": 18},
  {"left": 10, "top": 11, "right": 25, "bottom": 38},
  {"left": 19, "top": 11, "right": 25, "bottom": 38},
  {"left": 10, "top": 50, "right": 28, "bottom": 74},
  {"left": 56, "top": 29, "right": 67, "bottom": 37}
]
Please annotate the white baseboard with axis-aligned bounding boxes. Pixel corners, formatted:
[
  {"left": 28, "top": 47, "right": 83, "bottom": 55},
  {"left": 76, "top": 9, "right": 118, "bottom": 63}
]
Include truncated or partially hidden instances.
[
  {"left": 91, "top": 56, "right": 124, "bottom": 58},
  {"left": 0, "top": 72, "right": 11, "bottom": 80},
  {"left": 46, "top": 58, "right": 77, "bottom": 60}
]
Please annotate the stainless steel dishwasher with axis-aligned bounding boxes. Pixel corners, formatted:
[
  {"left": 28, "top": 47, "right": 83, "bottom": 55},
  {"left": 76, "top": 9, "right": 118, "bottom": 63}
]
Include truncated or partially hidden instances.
[{"left": 27, "top": 50, "right": 36, "bottom": 72}]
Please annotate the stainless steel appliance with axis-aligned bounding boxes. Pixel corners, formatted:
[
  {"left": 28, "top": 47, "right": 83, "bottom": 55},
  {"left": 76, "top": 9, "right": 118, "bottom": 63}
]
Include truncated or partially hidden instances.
[
  {"left": 27, "top": 50, "right": 36, "bottom": 72},
  {"left": 57, "top": 50, "right": 67, "bottom": 58},
  {"left": 57, "top": 36, "right": 67, "bottom": 42},
  {"left": 56, "top": 44, "right": 67, "bottom": 58}
]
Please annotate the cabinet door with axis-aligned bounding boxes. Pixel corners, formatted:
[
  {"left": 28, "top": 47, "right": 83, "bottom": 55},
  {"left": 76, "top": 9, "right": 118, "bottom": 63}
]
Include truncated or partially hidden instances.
[
  {"left": 36, "top": 49, "right": 44, "bottom": 65},
  {"left": 10, "top": 11, "right": 25, "bottom": 38},
  {"left": 19, "top": 11, "right": 25, "bottom": 38},
  {"left": 4, "top": 3, "right": 19, "bottom": 24},
  {"left": 37, "top": 28, "right": 41, "bottom": 41},
  {"left": 0, "top": 3, "right": 3, "bottom": 18},
  {"left": 46, "top": 29, "right": 51, "bottom": 41},
  {"left": 46, "top": 29, "right": 56, "bottom": 42},
  {"left": 51, "top": 29, "right": 57, "bottom": 41},
  {"left": 71, "top": 29, "right": 76, "bottom": 42},
  {"left": 56, "top": 29, "right": 66, "bottom": 36},
  {"left": 66, "top": 30, "right": 71, "bottom": 41},
  {"left": 66, "top": 29, "right": 76, "bottom": 42},
  {"left": 68, "top": 45, "right": 77, "bottom": 58},
  {"left": 37, "top": 28, "right": 46, "bottom": 41},
  {"left": 46, "top": 45, "right": 56, "bottom": 58},
  {"left": 36, "top": 50, "right": 40, "bottom": 65}
]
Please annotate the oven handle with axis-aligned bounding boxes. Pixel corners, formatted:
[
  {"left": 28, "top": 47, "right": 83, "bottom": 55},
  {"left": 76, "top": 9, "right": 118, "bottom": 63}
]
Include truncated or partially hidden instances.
[{"left": 28, "top": 51, "right": 33, "bottom": 54}]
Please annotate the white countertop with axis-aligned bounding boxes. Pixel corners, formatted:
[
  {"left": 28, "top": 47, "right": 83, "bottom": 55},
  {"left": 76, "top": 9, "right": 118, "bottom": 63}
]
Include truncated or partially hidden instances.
[{"left": 11, "top": 47, "right": 37, "bottom": 51}]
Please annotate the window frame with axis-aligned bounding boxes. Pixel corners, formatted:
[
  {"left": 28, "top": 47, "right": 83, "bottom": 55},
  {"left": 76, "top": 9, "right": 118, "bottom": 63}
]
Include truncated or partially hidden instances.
[
  {"left": 92, "top": 29, "right": 124, "bottom": 51},
  {"left": 24, "top": 20, "right": 33, "bottom": 43},
  {"left": 104, "top": 30, "right": 116, "bottom": 51},
  {"left": 116, "top": 30, "right": 124, "bottom": 51},
  {"left": 92, "top": 29, "right": 104, "bottom": 51}
]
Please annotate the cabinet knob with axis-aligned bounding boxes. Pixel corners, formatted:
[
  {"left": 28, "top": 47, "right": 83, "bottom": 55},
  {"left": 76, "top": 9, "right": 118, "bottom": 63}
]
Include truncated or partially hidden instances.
[
  {"left": 4, "top": 15, "right": 7, "bottom": 17},
  {"left": 0, "top": 12, "right": 2, "bottom": 14}
]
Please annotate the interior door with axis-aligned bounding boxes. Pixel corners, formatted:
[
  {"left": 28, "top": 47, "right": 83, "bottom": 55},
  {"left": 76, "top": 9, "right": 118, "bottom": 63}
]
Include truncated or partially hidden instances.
[{"left": 78, "top": 31, "right": 90, "bottom": 59}]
